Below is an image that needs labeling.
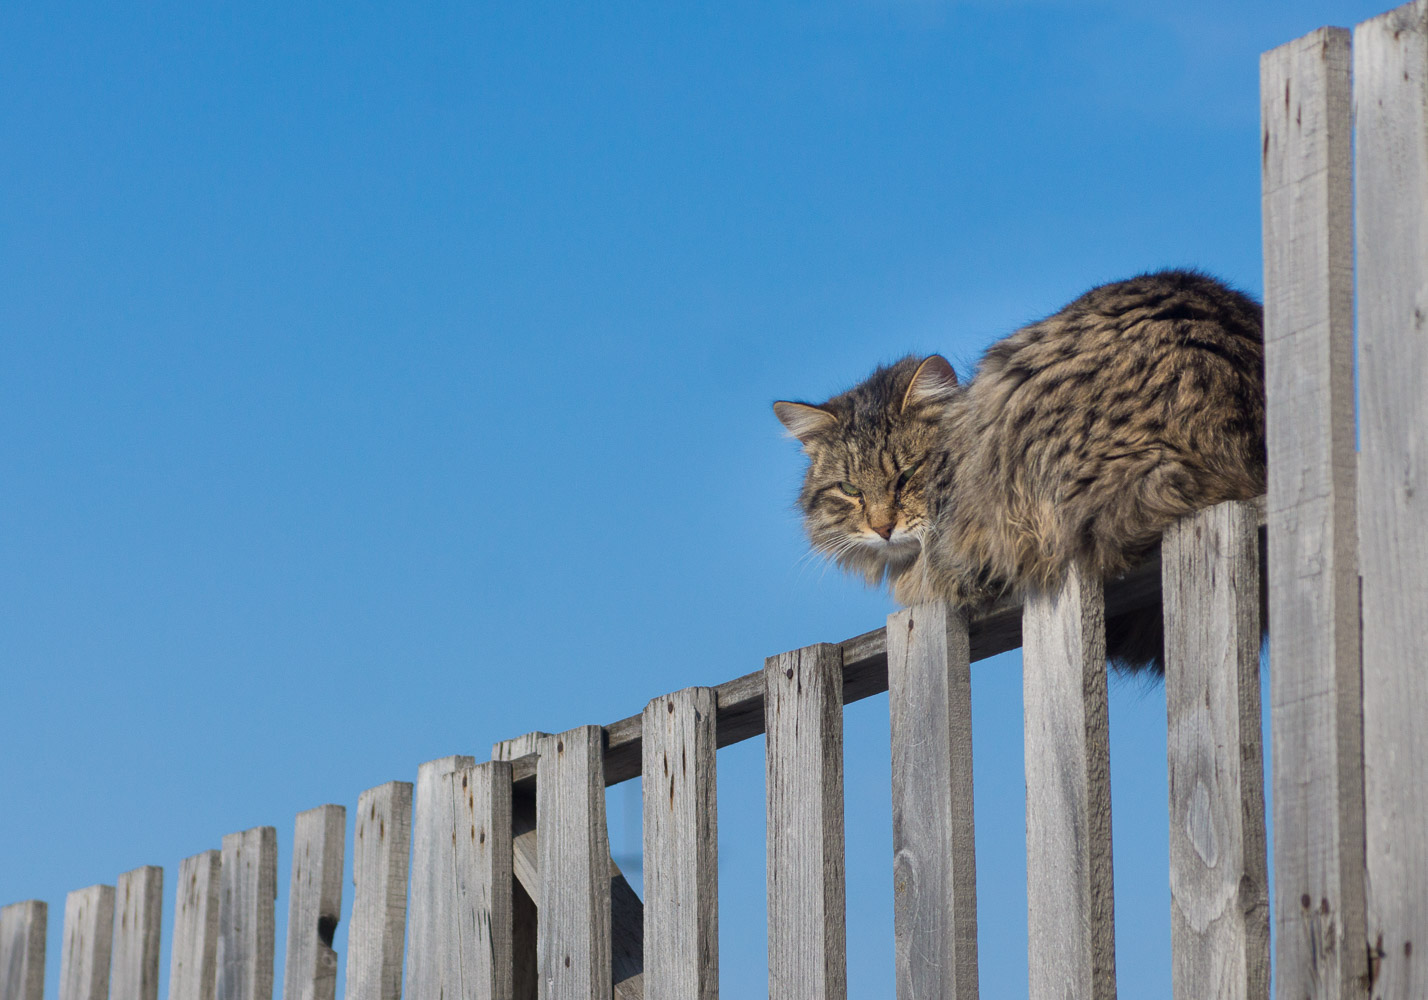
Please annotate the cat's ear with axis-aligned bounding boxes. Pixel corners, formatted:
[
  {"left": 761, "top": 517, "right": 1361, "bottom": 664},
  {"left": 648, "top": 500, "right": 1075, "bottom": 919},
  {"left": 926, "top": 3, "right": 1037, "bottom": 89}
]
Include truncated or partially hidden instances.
[
  {"left": 773, "top": 401, "right": 839, "bottom": 445},
  {"left": 901, "top": 355, "right": 959, "bottom": 412}
]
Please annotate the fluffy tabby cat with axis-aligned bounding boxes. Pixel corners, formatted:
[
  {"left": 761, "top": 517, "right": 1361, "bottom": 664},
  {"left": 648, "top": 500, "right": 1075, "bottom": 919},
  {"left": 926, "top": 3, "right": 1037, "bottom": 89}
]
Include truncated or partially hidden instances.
[{"left": 774, "top": 270, "right": 1265, "bottom": 672}]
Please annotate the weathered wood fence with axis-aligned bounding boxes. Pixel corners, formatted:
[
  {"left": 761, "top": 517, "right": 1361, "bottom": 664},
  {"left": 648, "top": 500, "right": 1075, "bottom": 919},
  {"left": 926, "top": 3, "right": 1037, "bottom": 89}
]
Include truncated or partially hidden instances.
[{"left": 4, "top": 4, "right": 1427, "bottom": 998}]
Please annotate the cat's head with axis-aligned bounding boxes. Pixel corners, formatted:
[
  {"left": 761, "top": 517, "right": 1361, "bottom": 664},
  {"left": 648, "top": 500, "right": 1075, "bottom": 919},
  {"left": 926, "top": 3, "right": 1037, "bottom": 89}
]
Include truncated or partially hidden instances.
[{"left": 774, "top": 355, "right": 959, "bottom": 588}]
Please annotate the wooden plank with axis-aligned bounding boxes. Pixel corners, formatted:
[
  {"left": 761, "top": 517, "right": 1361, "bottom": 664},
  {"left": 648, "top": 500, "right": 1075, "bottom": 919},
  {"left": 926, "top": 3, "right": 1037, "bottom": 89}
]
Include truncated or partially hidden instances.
[
  {"left": 537, "top": 726, "right": 612, "bottom": 1000},
  {"left": 887, "top": 604, "right": 978, "bottom": 1000},
  {"left": 1022, "top": 566, "right": 1115, "bottom": 1000},
  {"left": 217, "top": 827, "right": 278, "bottom": 1000},
  {"left": 1261, "top": 26, "right": 1367, "bottom": 1000},
  {"left": 168, "top": 851, "right": 221, "bottom": 1000},
  {"left": 111, "top": 867, "right": 163, "bottom": 1000},
  {"left": 451, "top": 762, "right": 514, "bottom": 1000},
  {"left": 493, "top": 732, "right": 550, "bottom": 764},
  {"left": 284, "top": 806, "right": 345, "bottom": 1000},
  {"left": 1354, "top": 5, "right": 1428, "bottom": 998},
  {"left": 1163, "top": 502, "right": 1269, "bottom": 999},
  {"left": 59, "top": 885, "right": 115, "bottom": 1000},
  {"left": 345, "top": 782, "right": 412, "bottom": 1000},
  {"left": 0, "top": 901, "right": 47, "bottom": 1000},
  {"left": 641, "top": 688, "right": 718, "bottom": 1000},
  {"left": 765, "top": 643, "right": 846, "bottom": 1000},
  {"left": 502, "top": 501, "right": 1267, "bottom": 794},
  {"left": 405, "top": 755, "right": 474, "bottom": 1000}
]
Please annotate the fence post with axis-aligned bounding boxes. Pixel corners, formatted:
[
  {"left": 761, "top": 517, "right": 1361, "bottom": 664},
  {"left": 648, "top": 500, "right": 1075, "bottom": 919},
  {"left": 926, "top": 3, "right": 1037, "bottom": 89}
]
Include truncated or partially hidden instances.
[
  {"left": 1354, "top": 5, "right": 1428, "bottom": 997},
  {"left": 217, "top": 828, "right": 278, "bottom": 1000},
  {"left": 0, "top": 901, "right": 47, "bottom": 1000},
  {"left": 284, "top": 806, "right": 346, "bottom": 1000},
  {"left": 345, "top": 782, "right": 412, "bottom": 1000},
  {"left": 765, "top": 643, "right": 846, "bottom": 1000},
  {"left": 168, "top": 852, "right": 220, "bottom": 1000},
  {"left": 111, "top": 867, "right": 163, "bottom": 1000},
  {"left": 1022, "top": 566, "right": 1115, "bottom": 1000},
  {"left": 59, "top": 885, "right": 114, "bottom": 1000},
  {"left": 886, "top": 603, "right": 978, "bottom": 1000}
]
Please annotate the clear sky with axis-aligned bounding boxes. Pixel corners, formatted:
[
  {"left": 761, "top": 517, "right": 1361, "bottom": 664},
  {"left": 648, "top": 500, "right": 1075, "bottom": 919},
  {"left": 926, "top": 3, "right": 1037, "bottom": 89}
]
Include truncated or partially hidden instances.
[{"left": 0, "top": 2, "right": 1391, "bottom": 998}]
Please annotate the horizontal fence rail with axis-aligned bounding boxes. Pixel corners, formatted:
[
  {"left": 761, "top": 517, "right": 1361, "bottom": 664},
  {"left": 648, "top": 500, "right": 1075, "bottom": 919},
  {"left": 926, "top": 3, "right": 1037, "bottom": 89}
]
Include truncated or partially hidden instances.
[{"left": 6, "top": 4, "right": 1428, "bottom": 998}]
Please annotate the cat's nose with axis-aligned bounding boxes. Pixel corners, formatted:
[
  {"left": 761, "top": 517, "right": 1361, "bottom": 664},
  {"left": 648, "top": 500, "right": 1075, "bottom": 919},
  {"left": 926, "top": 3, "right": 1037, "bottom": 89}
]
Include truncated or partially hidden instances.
[{"left": 870, "top": 522, "right": 894, "bottom": 540}]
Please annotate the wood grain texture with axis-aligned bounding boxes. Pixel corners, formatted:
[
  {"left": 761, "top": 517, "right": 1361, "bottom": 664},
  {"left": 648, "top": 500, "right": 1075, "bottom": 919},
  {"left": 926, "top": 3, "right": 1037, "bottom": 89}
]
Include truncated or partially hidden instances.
[
  {"left": 405, "top": 755, "right": 474, "bottom": 1000},
  {"left": 641, "top": 688, "right": 718, "bottom": 1000},
  {"left": 1354, "top": 5, "right": 1428, "bottom": 997},
  {"left": 537, "top": 727, "right": 612, "bottom": 1000},
  {"left": 1022, "top": 567, "right": 1115, "bottom": 1000},
  {"left": 111, "top": 867, "right": 163, "bottom": 1000},
  {"left": 452, "top": 763, "right": 514, "bottom": 1000},
  {"left": 217, "top": 828, "right": 278, "bottom": 1000},
  {"left": 345, "top": 782, "right": 412, "bottom": 1000},
  {"left": 169, "top": 852, "right": 221, "bottom": 1000},
  {"left": 59, "top": 885, "right": 114, "bottom": 1000},
  {"left": 500, "top": 509, "right": 1265, "bottom": 793},
  {"left": 887, "top": 604, "right": 978, "bottom": 1000},
  {"left": 0, "top": 901, "right": 46, "bottom": 1000},
  {"left": 765, "top": 643, "right": 846, "bottom": 1000},
  {"left": 284, "top": 807, "right": 345, "bottom": 1000},
  {"left": 1261, "top": 26, "right": 1368, "bottom": 1000},
  {"left": 1163, "top": 502, "right": 1269, "bottom": 1000}
]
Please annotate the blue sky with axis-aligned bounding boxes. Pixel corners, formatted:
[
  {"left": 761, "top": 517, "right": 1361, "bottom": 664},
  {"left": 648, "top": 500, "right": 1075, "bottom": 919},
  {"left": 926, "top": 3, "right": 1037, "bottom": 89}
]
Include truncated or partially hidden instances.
[{"left": 0, "top": 2, "right": 1391, "bottom": 997}]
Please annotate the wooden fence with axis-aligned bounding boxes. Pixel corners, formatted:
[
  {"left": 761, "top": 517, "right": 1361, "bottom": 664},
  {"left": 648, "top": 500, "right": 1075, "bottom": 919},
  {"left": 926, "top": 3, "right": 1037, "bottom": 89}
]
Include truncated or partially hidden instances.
[{"left": 4, "top": 4, "right": 1428, "bottom": 998}]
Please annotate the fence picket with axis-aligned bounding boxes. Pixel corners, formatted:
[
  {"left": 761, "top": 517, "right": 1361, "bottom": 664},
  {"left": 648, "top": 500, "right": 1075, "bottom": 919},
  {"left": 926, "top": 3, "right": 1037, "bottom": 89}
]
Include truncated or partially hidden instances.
[
  {"left": 452, "top": 762, "right": 514, "bottom": 1000},
  {"left": 284, "top": 807, "right": 345, "bottom": 1000},
  {"left": 1163, "top": 501, "right": 1269, "bottom": 999},
  {"left": 887, "top": 604, "right": 978, "bottom": 1000},
  {"left": 405, "top": 755, "right": 474, "bottom": 1000},
  {"left": 168, "top": 852, "right": 220, "bottom": 1000},
  {"left": 1354, "top": 5, "right": 1428, "bottom": 997},
  {"left": 216, "top": 828, "right": 278, "bottom": 1000},
  {"left": 110, "top": 868, "right": 163, "bottom": 1000},
  {"left": 765, "top": 643, "right": 846, "bottom": 1000},
  {"left": 641, "top": 688, "right": 718, "bottom": 1000},
  {"left": 59, "top": 886, "right": 114, "bottom": 1000},
  {"left": 0, "top": 901, "right": 46, "bottom": 1000},
  {"left": 537, "top": 726, "right": 612, "bottom": 1000},
  {"left": 1260, "top": 26, "right": 1367, "bottom": 1000},
  {"left": 1022, "top": 567, "right": 1115, "bottom": 1000},
  {"left": 344, "top": 782, "right": 412, "bottom": 1000}
]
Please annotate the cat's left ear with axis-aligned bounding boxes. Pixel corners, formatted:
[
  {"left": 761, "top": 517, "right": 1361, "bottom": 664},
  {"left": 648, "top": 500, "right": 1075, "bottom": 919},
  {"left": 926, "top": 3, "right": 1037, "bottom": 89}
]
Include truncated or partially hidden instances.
[{"left": 901, "top": 355, "right": 959, "bottom": 412}]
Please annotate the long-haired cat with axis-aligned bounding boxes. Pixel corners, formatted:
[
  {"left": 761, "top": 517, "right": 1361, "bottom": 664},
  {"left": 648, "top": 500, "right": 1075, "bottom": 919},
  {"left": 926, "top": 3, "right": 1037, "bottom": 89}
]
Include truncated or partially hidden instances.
[{"left": 774, "top": 270, "right": 1265, "bottom": 672}]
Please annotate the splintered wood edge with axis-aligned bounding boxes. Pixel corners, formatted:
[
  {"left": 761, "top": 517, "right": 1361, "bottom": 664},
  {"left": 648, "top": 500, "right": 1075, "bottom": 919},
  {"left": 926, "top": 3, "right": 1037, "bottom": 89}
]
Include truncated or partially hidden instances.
[{"left": 503, "top": 498, "right": 1266, "bottom": 791}]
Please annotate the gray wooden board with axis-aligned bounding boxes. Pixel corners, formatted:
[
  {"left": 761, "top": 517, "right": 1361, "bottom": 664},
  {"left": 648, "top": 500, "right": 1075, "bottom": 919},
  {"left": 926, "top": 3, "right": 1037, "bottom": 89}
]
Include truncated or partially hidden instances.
[
  {"left": 1163, "top": 502, "right": 1269, "bottom": 1000},
  {"left": 510, "top": 795, "right": 643, "bottom": 1000},
  {"left": 501, "top": 502, "right": 1267, "bottom": 793},
  {"left": 217, "top": 827, "right": 278, "bottom": 1000},
  {"left": 345, "top": 782, "right": 412, "bottom": 1000},
  {"left": 1354, "top": 5, "right": 1428, "bottom": 998},
  {"left": 169, "top": 852, "right": 221, "bottom": 1000},
  {"left": 765, "top": 644, "right": 847, "bottom": 1000},
  {"left": 111, "top": 867, "right": 163, "bottom": 1000},
  {"left": 284, "top": 806, "right": 346, "bottom": 1000},
  {"left": 887, "top": 604, "right": 978, "bottom": 1000},
  {"left": 641, "top": 688, "right": 718, "bottom": 1000},
  {"left": 450, "top": 762, "right": 514, "bottom": 1000},
  {"left": 1261, "top": 25, "right": 1368, "bottom": 1000},
  {"left": 0, "top": 901, "right": 46, "bottom": 1000},
  {"left": 404, "top": 755, "right": 474, "bottom": 1000},
  {"left": 59, "top": 885, "right": 114, "bottom": 1000},
  {"left": 1022, "top": 567, "right": 1116, "bottom": 1000},
  {"left": 537, "top": 727, "right": 612, "bottom": 1000}
]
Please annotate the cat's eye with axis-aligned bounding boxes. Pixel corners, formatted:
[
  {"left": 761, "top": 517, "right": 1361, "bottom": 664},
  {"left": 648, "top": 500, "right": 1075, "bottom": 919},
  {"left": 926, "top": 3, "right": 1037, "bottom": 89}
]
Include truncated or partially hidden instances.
[
  {"left": 838, "top": 481, "right": 862, "bottom": 497},
  {"left": 895, "top": 464, "right": 920, "bottom": 491}
]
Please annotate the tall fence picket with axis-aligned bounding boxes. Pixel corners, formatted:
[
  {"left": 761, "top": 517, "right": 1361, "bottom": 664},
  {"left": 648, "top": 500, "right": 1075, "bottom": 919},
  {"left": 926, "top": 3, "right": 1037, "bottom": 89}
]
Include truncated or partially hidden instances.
[
  {"left": 58, "top": 885, "right": 114, "bottom": 1000},
  {"left": 1354, "top": 4, "right": 1428, "bottom": 996},
  {"left": 641, "top": 688, "right": 718, "bottom": 1000},
  {"left": 537, "top": 726, "right": 612, "bottom": 1000},
  {"left": 1260, "top": 23, "right": 1367, "bottom": 1000},
  {"left": 168, "top": 852, "right": 220, "bottom": 1000},
  {"left": 0, "top": 901, "right": 46, "bottom": 1000},
  {"left": 887, "top": 603, "right": 978, "bottom": 1000},
  {"left": 765, "top": 643, "right": 847, "bottom": 1000},
  {"left": 1022, "top": 567, "right": 1115, "bottom": 1000},
  {"left": 345, "top": 783, "right": 412, "bottom": 1000},
  {"left": 216, "top": 828, "right": 277, "bottom": 1000},
  {"left": 110, "top": 867, "right": 163, "bottom": 1000},
  {"left": 405, "top": 755, "right": 475, "bottom": 1000},
  {"left": 1163, "top": 501, "right": 1269, "bottom": 999},
  {"left": 284, "top": 807, "right": 345, "bottom": 1000}
]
